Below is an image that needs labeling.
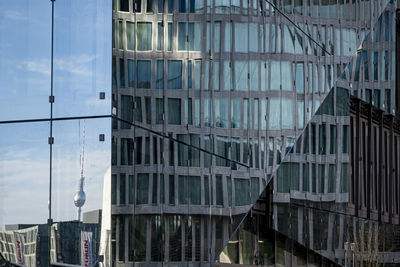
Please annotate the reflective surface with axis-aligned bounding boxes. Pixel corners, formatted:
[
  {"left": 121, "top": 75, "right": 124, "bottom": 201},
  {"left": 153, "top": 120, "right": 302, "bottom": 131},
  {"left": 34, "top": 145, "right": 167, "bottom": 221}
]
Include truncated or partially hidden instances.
[{"left": 0, "top": 1, "right": 51, "bottom": 121}]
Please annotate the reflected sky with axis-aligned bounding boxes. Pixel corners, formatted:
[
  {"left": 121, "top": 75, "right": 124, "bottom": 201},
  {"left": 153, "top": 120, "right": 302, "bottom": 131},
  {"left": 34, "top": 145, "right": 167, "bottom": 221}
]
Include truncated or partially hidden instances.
[
  {"left": 0, "top": 119, "right": 110, "bottom": 229},
  {"left": 0, "top": 0, "right": 112, "bottom": 228},
  {"left": 0, "top": 0, "right": 111, "bottom": 121}
]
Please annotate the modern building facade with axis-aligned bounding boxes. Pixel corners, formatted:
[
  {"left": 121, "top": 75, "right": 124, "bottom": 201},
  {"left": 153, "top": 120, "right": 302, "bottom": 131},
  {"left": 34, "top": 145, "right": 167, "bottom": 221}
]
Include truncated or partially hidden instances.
[
  {"left": 1, "top": 0, "right": 400, "bottom": 266},
  {"left": 110, "top": 0, "right": 399, "bottom": 266}
]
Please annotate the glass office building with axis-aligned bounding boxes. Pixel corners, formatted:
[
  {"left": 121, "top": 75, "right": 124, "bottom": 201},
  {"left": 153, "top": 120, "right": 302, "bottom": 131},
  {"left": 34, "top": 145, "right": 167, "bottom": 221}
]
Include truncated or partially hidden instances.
[{"left": 1, "top": 0, "right": 400, "bottom": 266}]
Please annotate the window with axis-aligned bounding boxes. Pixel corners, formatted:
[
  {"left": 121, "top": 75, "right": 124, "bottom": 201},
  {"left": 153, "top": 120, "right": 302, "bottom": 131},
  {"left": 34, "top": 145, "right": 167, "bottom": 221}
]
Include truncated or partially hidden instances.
[
  {"left": 204, "top": 98, "right": 213, "bottom": 127},
  {"left": 235, "top": 61, "right": 248, "bottom": 91},
  {"left": 328, "top": 164, "right": 336, "bottom": 193},
  {"left": 137, "top": 22, "right": 152, "bottom": 50},
  {"left": 342, "top": 125, "right": 349, "bottom": 153},
  {"left": 216, "top": 136, "right": 229, "bottom": 166},
  {"left": 235, "top": 23, "right": 248, "bottom": 52},
  {"left": 185, "top": 98, "right": 192, "bottom": 125},
  {"left": 118, "top": 21, "right": 123, "bottom": 49},
  {"left": 156, "top": 98, "right": 164, "bottom": 124},
  {"left": 167, "top": 60, "right": 182, "bottom": 89},
  {"left": 187, "top": 60, "right": 192, "bottom": 89},
  {"left": 119, "top": 0, "right": 129, "bottom": 11},
  {"left": 133, "top": 0, "right": 142, "bottom": 12},
  {"left": 223, "top": 61, "right": 232, "bottom": 90},
  {"left": 249, "top": 23, "right": 258, "bottom": 52},
  {"left": 235, "top": 179, "right": 249, "bottom": 206},
  {"left": 119, "top": 58, "right": 125, "bottom": 87},
  {"left": 215, "top": 98, "right": 228, "bottom": 128},
  {"left": 178, "top": 22, "right": 202, "bottom": 51},
  {"left": 214, "top": 22, "right": 221, "bottom": 52},
  {"left": 121, "top": 95, "right": 133, "bottom": 128},
  {"left": 126, "top": 22, "right": 135, "bottom": 50},
  {"left": 318, "top": 164, "right": 325, "bottom": 193},
  {"left": 282, "top": 98, "right": 294, "bottom": 129},
  {"left": 168, "top": 0, "right": 174, "bottom": 13},
  {"left": 146, "top": 0, "right": 153, "bottom": 12},
  {"left": 303, "top": 163, "right": 309, "bottom": 192},
  {"left": 330, "top": 124, "right": 336, "bottom": 154},
  {"left": 295, "top": 63, "right": 304, "bottom": 93},
  {"left": 216, "top": 175, "right": 223, "bottom": 205},
  {"left": 225, "top": 22, "right": 232, "bottom": 52},
  {"left": 269, "top": 98, "right": 280, "bottom": 130},
  {"left": 136, "top": 174, "right": 149, "bottom": 204},
  {"left": 169, "top": 175, "right": 175, "bottom": 204},
  {"left": 249, "top": 61, "right": 258, "bottom": 91},
  {"left": 213, "top": 61, "right": 220, "bottom": 90},
  {"left": 167, "top": 22, "right": 173, "bottom": 51},
  {"left": 127, "top": 59, "right": 135, "bottom": 87},
  {"left": 157, "top": 22, "right": 163, "bottom": 50},
  {"left": 194, "top": 60, "right": 201, "bottom": 89},
  {"left": 261, "top": 98, "right": 267, "bottom": 130},
  {"left": 168, "top": 98, "right": 181, "bottom": 124},
  {"left": 156, "top": 60, "right": 163, "bottom": 89},
  {"left": 136, "top": 60, "right": 151, "bottom": 88},
  {"left": 121, "top": 138, "right": 133, "bottom": 165},
  {"left": 178, "top": 176, "right": 201, "bottom": 204}
]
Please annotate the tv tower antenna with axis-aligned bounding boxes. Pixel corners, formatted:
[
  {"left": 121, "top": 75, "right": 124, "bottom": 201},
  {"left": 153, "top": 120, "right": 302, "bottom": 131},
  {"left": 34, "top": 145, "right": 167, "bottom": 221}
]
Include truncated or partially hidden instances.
[{"left": 74, "top": 120, "right": 86, "bottom": 221}]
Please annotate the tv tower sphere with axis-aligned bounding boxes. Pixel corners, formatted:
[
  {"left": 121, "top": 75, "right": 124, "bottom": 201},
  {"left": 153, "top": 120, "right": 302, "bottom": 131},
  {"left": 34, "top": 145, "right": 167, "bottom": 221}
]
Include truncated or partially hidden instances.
[{"left": 74, "top": 187, "right": 86, "bottom": 208}]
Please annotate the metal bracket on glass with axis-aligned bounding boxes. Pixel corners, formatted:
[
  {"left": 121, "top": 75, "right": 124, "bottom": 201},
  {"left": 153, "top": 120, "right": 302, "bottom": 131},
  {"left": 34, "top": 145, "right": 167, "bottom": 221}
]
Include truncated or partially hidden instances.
[
  {"left": 99, "top": 92, "right": 105, "bottom": 99},
  {"left": 47, "top": 218, "right": 53, "bottom": 225},
  {"left": 49, "top": 95, "right": 55, "bottom": 103},
  {"left": 48, "top": 137, "right": 54, "bottom": 144},
  {"left": 99, "top": 134, "right": 105, "bottom": 142}
]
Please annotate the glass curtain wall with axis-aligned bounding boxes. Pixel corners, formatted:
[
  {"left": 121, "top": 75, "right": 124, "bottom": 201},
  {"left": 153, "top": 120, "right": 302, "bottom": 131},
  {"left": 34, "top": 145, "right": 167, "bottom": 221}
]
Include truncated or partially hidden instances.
[
  {"left": 112, "top": 0, "right": 393, "bottom": 266},
  {"left": 0, "top": 1, "right": 111, "bottom": 267},
  {"left": 219, "top": 1, "right": 399, "bottom": 266}
]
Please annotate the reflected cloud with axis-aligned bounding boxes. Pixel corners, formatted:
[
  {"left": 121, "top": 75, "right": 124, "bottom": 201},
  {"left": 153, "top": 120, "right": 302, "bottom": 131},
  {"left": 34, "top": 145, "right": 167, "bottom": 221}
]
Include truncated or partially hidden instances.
[
  {"left": 3, "top": 10, "right": 29, "bottom": 22},
  {"left": 0, "top": 147, "right": 108, "bottom": 229},
  {"left": 19, "top": 54, "right": 96, "bottom": 77}
]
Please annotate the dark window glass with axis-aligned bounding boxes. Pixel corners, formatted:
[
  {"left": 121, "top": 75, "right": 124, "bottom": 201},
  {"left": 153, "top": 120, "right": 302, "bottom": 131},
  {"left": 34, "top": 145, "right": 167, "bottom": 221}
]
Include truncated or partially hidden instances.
[
  {"left": 121, "top": 95, "right": 133, "bottom": 128},
  {"left": 168, "top": 0, "right": 174, "bottom": 13},
  {"left": 145, "top": 97, "right": 151, "bottom": 124},
  {"left": 167, "top": 60, "right": 183, "bottom": 89},
  {"left": 129, "top": 175, "right": 134, "bottom": 204},
  {"left": 156, "top": 98, "right": 164, "bottom": 124},
  {"left": 127, "top": 59, "right": 135, "bottom": 87},
  {"left": 119, "top": 58, "right": 125, "bottom": 87},
  {"left": 216, "top": 175, "right": 223, "bottom": 205},
  {"left": 157, "top": 22, "right": 164, "bottom": 50},
  {"left": 119, "top": 0, "right": 129, "bottom": 11},
  {"left": 342, "top": 125, "right": 349, "bottom": 153},
  {"left": 158, "top": 0, "right": 164, "bottom": 12},
  {"left": 156, "top": 60, "right": 164, "bottom": 89},
  {"left": 168, "top": 98, "right": 181, "bottom": 124},
  {"left": 169, "top": 175, "right": 175, "bottom": 204},
  {"left": 120, "top": 174, "right": 126, "bottom": 204},
  {"left": 121, "top": 138, "right": 133, "bottom": 165},
  {"left": 136, "top": 174, "right": 149, "bottom": 204},
  {"left": 152, "top": 174, "right": 158, "bottom": 204},
  {"left": 135, "top": 137, "right": 142, "bottom": 164},
  {"left": 112, "top": 174, "right": 117, "bottom": 204},
  {"left": 133, "top": 0, "right": 142, "bottom": 12},
  {"left": 146, "top": 0, "right": 153, "bottom": 12},
  {"left": 137, "top": 60, "right": 151, "bottom": 88}
]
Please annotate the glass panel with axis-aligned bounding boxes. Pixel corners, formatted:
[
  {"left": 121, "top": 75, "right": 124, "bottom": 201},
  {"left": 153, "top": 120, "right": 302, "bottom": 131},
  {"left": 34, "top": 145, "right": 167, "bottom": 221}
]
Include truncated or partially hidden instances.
[
  {"left": 167, "top": 60, "right": 182, "bottom": 89},
  {"left": 53, "top": 0, "right": 111, "bottom": 117},
  {"left": 0, "top": 2, "right": 51, "bottom": 121},
  {"left": 137, "top": 22, "right": 152, "bottom": 50},
  {"left": 0, "top": 122, "right": 49, "bottom": 226}
]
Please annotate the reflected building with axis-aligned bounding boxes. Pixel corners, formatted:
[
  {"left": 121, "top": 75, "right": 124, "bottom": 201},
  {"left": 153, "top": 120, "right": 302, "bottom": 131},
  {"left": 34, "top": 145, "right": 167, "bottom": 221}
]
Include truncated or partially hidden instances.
[
  {"left": 0, "top": 211, "right": 101, "bottom": 267},
  {"left": 111, "top": 0, "right": 398, "bottom": 266}
]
